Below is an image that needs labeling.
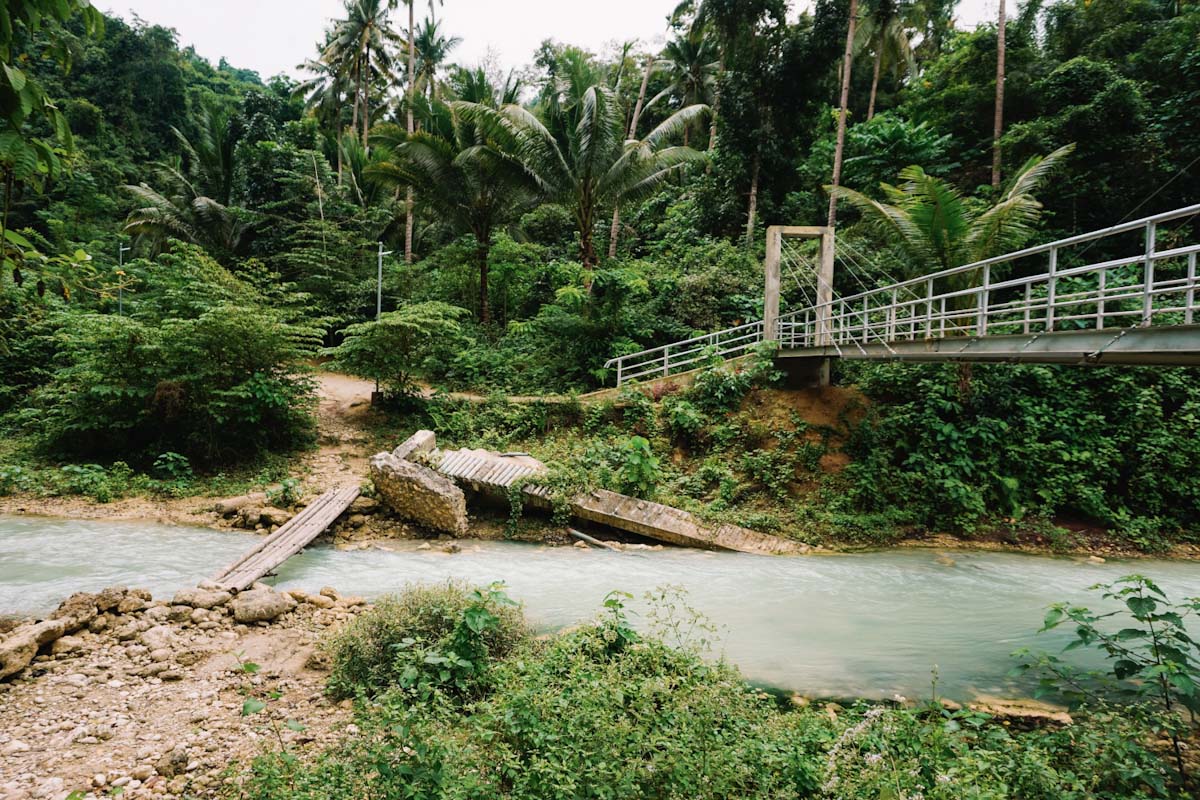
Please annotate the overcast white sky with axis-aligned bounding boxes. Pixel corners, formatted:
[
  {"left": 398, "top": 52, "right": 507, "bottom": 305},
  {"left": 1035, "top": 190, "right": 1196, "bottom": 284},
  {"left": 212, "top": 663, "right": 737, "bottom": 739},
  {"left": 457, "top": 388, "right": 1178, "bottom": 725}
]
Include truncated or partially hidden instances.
[{"left": 102, "top": 0, "right": 1010, "bottom": 82}]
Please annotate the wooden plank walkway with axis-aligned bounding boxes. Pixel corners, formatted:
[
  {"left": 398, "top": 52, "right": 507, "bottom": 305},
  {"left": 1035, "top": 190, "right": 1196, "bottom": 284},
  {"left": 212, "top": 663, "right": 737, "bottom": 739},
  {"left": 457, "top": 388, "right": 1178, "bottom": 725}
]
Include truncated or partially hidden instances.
[{"left": 211, "top": 484, "right": 360, "bottom": 591}]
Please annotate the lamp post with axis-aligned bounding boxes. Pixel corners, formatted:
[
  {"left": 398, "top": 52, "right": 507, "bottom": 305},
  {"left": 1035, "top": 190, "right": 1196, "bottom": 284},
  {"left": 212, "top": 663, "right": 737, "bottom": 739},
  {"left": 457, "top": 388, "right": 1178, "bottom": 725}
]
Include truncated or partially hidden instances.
[
  {"left": 117, "top": 242, "right": 131, "bottom": 315},
  {"left": 375, "top": 241, "right": 394, "bottom": 398},
  {"left": 377, "top": 240, "right": 393, "bottom": 321}
]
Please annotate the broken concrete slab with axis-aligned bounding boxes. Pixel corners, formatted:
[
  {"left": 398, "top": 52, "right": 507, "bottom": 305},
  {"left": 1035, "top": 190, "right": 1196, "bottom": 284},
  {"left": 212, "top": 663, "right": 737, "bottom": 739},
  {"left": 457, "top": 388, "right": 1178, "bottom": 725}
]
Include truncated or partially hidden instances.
[{"left": 370, "top": 451, "right": 468, "bottom": 535}]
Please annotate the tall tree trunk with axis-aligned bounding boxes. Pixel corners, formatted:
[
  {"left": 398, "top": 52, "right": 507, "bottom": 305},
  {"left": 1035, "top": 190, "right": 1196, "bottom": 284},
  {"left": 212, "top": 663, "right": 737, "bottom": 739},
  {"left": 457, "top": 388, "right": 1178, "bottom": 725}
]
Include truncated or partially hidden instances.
[
  {"left": 477, "top": 234, "right": 490, "bottom": 325},
  {"left": 350, "top": 55, "right": 360, "bottom": 148},
  {"left": 404, "top": 0, "right": 416, "bottom": 264},
  {"left": 745, "top": 146, "right": 761, "bottom": 246},
  {"left": 608, "top": 54, "right": 656, "bottom": 260},
  {"left": 362, "top": 43, "right": 371, "bottom": 147},
  {"left": 867, "top": 45, "right": 882, "bottom": 121},
  {"left": 827, "top": 0, "right": 859, "bottom": 228},
  {"left": 991, "top": 0, "right": 1007, "bottom": 190},
  {"left": 709, "top": 51, "right": 724, "bottom": 152}
]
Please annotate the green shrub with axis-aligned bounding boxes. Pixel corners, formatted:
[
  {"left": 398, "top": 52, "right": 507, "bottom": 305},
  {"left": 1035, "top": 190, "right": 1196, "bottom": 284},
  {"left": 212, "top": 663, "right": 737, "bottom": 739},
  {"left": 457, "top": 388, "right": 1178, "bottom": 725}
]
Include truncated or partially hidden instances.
[
  {"left": 325, "top": 582, "right": 529, "bottom": 699},
  {"left": 841, "top": 362, "right": 1200, "bottom": 541},
  {"left": 618, "top": 435, "right": 661, "bottom": 498}
]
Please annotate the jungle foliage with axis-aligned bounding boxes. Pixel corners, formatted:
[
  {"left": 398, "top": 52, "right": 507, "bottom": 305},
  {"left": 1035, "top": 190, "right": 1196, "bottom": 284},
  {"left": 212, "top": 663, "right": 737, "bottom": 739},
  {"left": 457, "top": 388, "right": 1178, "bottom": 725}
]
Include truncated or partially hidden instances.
[{"left": 0, "top": 0, "right": 1197, "bottom": 542}]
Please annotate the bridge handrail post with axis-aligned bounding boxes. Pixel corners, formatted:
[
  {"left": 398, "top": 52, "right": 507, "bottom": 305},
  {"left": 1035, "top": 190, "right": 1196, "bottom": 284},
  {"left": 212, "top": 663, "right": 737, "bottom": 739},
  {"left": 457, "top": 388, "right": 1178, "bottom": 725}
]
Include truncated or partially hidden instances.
[
  {"left": 925, "top": 278, "right": 934, "bottom": 338},
  {"left": 1143, "top": 222, "right": 1156, "bottom": 327},
  {"left": 1046, "top": 246, "right": 1058, "bottom": 331},
  {"left": 977, "top": 263, "right": 990, "bottom": 336},
  {"left": 1097, "top": 268, "right": 1107, "bottom": 329},
  {"left": 1023, "top": 282, "right": 1032, "bottom": 334},
  {"left": 1188, "top": 252, "right": 1196, "bottom": 326},
  {"left": 862, "top": 296, "right": 869, "bottom": 343},
  {"left": 888, "top": 289, "right": 897, "bottom": 340},
  {"left": 662, "top": 343, "right": 670, "bottom": 377}
]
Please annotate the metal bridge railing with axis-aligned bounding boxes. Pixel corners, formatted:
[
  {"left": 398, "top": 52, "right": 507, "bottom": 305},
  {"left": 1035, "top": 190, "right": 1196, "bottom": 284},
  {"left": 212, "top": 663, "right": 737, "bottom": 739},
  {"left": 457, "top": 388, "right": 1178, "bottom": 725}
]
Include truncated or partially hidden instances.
[
  {"left": 777, "top": 204, "right": 1200, "bottom": 350},
  {"left": 605, "top": 204, "right": 1200, "bottom": 386},
  {"left": 603, "top": 320, "right": 765, "bottom": 386}
]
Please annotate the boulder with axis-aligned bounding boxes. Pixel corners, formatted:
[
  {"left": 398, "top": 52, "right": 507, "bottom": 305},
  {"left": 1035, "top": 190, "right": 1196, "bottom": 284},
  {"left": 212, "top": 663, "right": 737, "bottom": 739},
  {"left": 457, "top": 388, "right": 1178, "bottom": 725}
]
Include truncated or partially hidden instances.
[
  {"left": 172, "top": 588, "right": 232, "bottom": 610},
  {"left": 348, "top": 496, "right": 379, "bottom": 514},
  {"left": 140, "top": 625, "right": 177, "bottom": 651},
  {"left": 213, "top": 492, "right": 267, "bottom": 517},
  {"left": 230, "top": 589, "right": 297, "bottom": 623},
  {"left": 0, "top": 628, "right": 39, "bottom": 680},
  {"left": 94, "top": 586, "right": 128, "bottom": 612},
  {"left": 51, "top": 592, "right": 99, "bottom": 632},
  {"left": 50, "top": 634, "right": 85, "bottom": 655},
  {"left": 370, "top": 451, "right": 468, "bottom": 535},
  {"left": 260, "top": 508, "right": 294, "bottom": 527}
]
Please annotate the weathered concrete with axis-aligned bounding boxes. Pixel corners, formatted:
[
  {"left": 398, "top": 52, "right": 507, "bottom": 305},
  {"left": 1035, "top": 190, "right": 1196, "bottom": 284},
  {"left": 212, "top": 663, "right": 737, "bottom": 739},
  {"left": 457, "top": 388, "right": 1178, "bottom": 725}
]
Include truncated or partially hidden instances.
[
  {"left": 523, "top": 487, "right": 808, "bottom": 556},
  {"left": 393, "top": 429, "right": 437, "bottom": 461},
  {"left": 370, "top": 451, "right": 468, "bottom": 535}
]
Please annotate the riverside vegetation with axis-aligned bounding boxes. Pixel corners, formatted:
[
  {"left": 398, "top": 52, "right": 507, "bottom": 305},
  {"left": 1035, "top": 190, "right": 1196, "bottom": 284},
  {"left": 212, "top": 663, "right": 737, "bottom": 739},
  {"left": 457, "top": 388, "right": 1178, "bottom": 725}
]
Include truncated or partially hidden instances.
[
  {"left": 233, "top": 579, "right": 1200, "bottom": 799},
  {"left": 0, "top": 0, "right": 1199, "bottom": 795}
]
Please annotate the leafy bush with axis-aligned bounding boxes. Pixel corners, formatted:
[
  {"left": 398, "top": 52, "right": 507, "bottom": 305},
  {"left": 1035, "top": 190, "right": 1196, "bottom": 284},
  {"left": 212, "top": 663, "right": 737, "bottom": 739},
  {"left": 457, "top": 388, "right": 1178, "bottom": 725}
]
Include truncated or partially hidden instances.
[
  {"left": 618, "top": 435, "right": 661, "bottom": 498},
  {"left": 323, "top": 301, "right": 468, "bottom": 399},
  {"left": 841, "top": 362, "right": 1200, "bottom": 542},
  {"left": 325, "top": 582, "right": 529, "bottom": 699},
  {"left": 244, "top": 593, "right": 1188, "bottom": 800}
]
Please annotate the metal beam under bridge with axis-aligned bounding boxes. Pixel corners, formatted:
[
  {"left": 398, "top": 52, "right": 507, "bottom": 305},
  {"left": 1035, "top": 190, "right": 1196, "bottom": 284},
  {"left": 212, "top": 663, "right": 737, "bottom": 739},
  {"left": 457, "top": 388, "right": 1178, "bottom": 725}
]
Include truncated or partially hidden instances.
[{"left": 778, "top": 326, "right": 1200, "bottom": 367}]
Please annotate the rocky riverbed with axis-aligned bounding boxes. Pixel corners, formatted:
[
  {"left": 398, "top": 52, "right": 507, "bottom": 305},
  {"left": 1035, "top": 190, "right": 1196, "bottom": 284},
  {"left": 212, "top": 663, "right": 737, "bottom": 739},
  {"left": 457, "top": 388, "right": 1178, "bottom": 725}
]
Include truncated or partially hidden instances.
[{"left": 0, "top": 583, "right": 368, "bottom": 800}]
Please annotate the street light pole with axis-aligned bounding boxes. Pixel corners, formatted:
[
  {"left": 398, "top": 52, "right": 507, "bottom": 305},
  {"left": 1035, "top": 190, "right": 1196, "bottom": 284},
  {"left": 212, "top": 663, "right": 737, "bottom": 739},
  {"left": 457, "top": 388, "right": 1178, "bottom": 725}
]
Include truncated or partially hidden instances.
[
  {"left": 117, "top": 242, "right": 131, "bottom": 315},
  {"left": 377, "top": 240, "right": 394, "bottom": 321},
  {"left": 375, "top": 241, "right": 394, "bottom": 399}
]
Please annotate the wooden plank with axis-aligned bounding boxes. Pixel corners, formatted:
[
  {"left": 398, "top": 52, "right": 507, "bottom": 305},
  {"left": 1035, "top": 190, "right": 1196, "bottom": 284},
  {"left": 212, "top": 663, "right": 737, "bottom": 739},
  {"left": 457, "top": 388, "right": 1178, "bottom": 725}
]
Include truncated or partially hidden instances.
[{"left": 212, "top": 485, "right": 360, "bottom": 591}]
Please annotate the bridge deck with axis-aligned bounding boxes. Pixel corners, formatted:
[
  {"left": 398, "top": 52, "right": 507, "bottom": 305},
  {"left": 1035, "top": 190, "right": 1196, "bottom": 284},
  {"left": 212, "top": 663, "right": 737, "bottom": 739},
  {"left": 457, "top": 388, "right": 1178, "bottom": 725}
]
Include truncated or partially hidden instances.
[
  {"left": 211, "top": 484, "right": 360, "bottom": 591},
  {"left": 779, "top": 325, "right": 1200, "bottom": 366}
]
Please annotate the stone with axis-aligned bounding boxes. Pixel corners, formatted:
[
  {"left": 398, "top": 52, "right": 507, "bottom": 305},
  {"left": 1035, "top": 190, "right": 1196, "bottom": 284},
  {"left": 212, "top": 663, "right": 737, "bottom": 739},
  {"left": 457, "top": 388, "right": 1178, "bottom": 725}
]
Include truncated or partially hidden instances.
[
  {"left": 0, "top": 620, "right": 65, "bottom": 680},
  {"left": 140, "top": 625, "right": 177, "bottom": 651},
  {"left": 348, "top": 514, "right": 366, "bottom": 528},
  {"left": 87, "top": 615, "right": 109, "bottom": 633},
  {"left": 573, "top": 540, "right": 590, "bottom": 549},
  {"left": 49, "top": 635, "right": 84, "bottom": 656},
  {"left": 189, "top": 607, "right": 210, "bottom": 624},
  {"left": 50, "top": 592, "right": 99, "bottom": 632},
  {"left": 306, "top": 594, "right": 335, "bottom": 609},
  {"left": 149, "top": 648, "right": 172, "bottom": 663},
  {"left": 230, "top": 590, "right": 297, "bottom": 623},
  {"left": 131, "top": 765, "right": 155, "bottom": 781},
  {"left": 319, "top": 586, "right": 338, "bottom": 599},
  {"left": 441, "top": 542, "right": 461, "bottom": 554},
  {"left": 1, "top": 740, "right": 29, "bottom": 755},
  {"left": 172, "top": 588, "right": 232, "bottom": 610},
  {"left": 260, "top": 508, "right": 294, "bottom": 527},
  {"left": 213, "top": 492, "right": 267, "bottom": 517},
  {"left": 117, "top": 595, "right": 149, "bottom": 613},
  {"left": 31, "top": 777, "right": 63, "bottom": 799},
  {"left": 370, "top": 451, "right": 468, "bottom": 535},
  {"left": 155, "top": 749, "right": 189, "bottom": 778},
  {"left": 349, "top": 496, "right": 379, "bottom": 514},
  {"left": 167, "top": 605, "right": 193, "bottom": 623},
  {"left": 94, "top": 586, "right": 128, "bottom": 612}
]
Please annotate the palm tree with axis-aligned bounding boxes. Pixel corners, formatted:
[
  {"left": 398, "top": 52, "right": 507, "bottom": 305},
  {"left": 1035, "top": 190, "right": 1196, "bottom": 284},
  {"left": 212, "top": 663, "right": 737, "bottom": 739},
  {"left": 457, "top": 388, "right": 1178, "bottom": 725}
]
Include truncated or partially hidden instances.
[
  {"left": 368, "top": 95, "right": 538, "bottom": 324},
  {"left": 322, "top": 0, "right": 401, "bottom": 149},
  {"left": 412, "top": 17, "right": 461, "bottom": 102},
  {"left": 855, "top": 0, "right": 916, "bottom": 121},
  {"left": 992, "top": 0, "right": 1008, "bottom": 189},
  {"left": 122, "top": 175, "right": 249, "bottom": 257},
  {"left": 170, "top": 98, "right": 236, "bottom": 205},
  {"left": 828, "top": 0, "right": 860, "bottom": 228},
  {"left": 456, "top": 88, "right": 708, "bottom": 278},
  {"left": 296, "top": 57, "right": 353, "bottom": 183},
  {"left": 827, "top": 144, "right": 1075, "bottom": 277},
  {"left": 651, "top": 30, "right": 719, "bottom": 146}
]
